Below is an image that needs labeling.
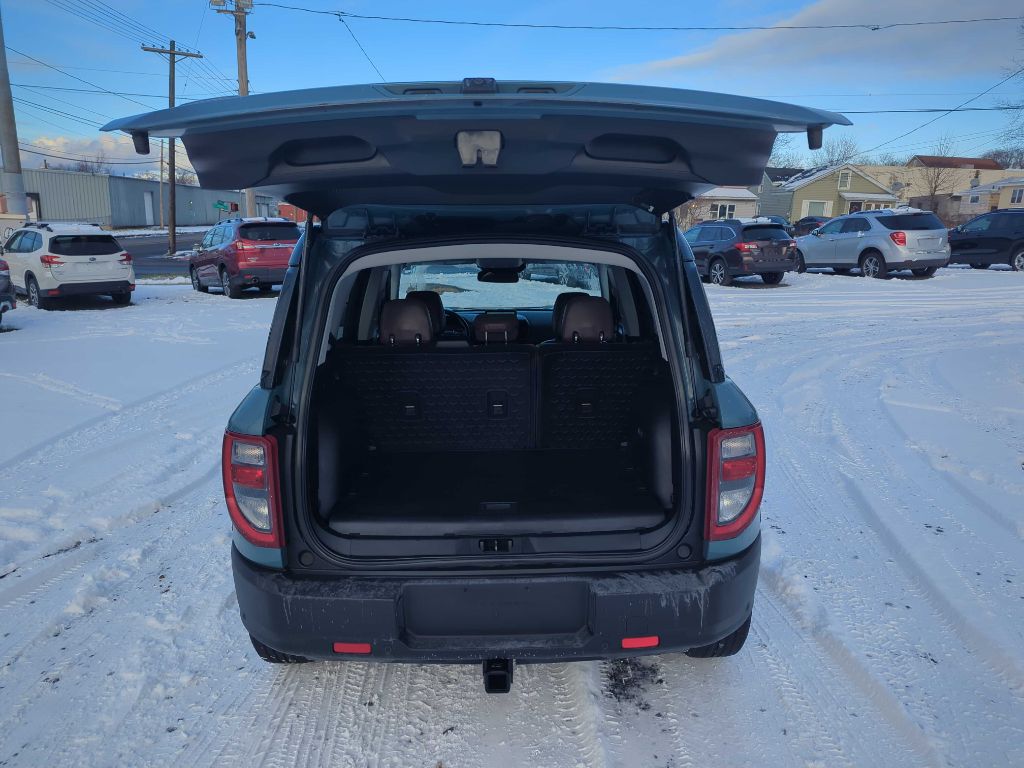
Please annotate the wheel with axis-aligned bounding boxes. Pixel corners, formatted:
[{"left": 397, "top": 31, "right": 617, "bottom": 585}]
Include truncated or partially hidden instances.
[
  {"left": 190, "top": 267, "right": 208, "bottom": 293},
  {"left": 685, "top": 614, "right": 751, "bottom": 658},
  {"left": 911, "top": 266, "right": 937, "bottom": 278},
  {"left": 708, "top": 258, "right": 732, "bottom": 286},
  {"left": 795, "top": 250, "right": 806, "bottom": 273},
  {"left": 859, "top": 251, "right": 888, "bottom": 279},
  {"left": 1011, "top": 249, "right": 1024, "bottom": 272},
  {"left": 111, "top": 291, "right": 131, "bottom": 305},
  {"left": 26, "top": 276, "right": 50, "bottom": 309},
  {"left": 249, "top": 634, "right": 311, "bottom": 664},
  {"left": 969, "top": 263, "right": 989, "bottom": 270},
  {"left": 760, "top": 271, "right": 784, "bottom": 285},
  {"left": 220, "top": 267, "right": 242, "bottom": 299},
  {"left": 833, "top": 268, "right": 852, "bottom": 275}
]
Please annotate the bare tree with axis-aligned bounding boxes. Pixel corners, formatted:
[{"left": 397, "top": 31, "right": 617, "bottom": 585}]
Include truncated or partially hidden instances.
[
  {"left": 917, "top": 135, "right": 959, "bottom": 217},
  {"left": 982, "top": 146, "right": 1024, "bottom": 169},
  {"left": 874, "top": 151, "right": 908, "bottom": 166},
  {"left": 134, "top": 169, "right": 162, "bottom": 182},
  {"left": 998, "top": 21, "right": 1024, "bottom": 144},
  {"left": 70, "top": 150, "right": 111, "bottom": 174},
  {"left": 808, "top": 135, "right": 859, "bottom": 167},
  {"left": 768, "top": 133, "right": 804, "bottom": 168},
  {"left": 175, "top": 167, "right": 197, "bottom": 186}
]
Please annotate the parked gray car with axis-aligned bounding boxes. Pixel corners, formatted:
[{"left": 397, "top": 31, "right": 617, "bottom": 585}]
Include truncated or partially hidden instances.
[
  {"left": 0, "top": 255, "right": 15, "bottom": 327},
  {"left": 795, "top": 208, "right": 949, "bottom": 278}
]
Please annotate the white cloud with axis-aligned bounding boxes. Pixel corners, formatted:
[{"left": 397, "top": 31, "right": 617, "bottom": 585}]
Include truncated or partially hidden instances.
[
  {"left": 618, "top": 0, "right": 1022, "bottom": 82},
  {"left": 18, "top": 134, "right": 192, "bottom": 176}
]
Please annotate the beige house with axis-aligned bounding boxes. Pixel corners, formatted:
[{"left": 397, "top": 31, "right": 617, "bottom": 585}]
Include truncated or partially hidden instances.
[
  {"left": 764, "top": 164, "right": 899, "bottom": 221},
  {"left": 675, "top": 186, "right": 757, "bottom": 228},
  {"left": 853, "top": 164, "right": 1024, "bottom": 208},
  {"left": 940, "top": 176, "right": 1024, "bottom": 222}
]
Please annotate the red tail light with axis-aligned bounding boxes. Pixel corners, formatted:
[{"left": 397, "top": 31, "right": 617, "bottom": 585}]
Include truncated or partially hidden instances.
[
  {"left": 736, "top": 242, "right": 759, "bottom": 252},
  {"left": 40, "top": 254, "right": 64, "bottom": 266},
  {"left": 706, "top": 423, "right": 765, "bottom": 541},
  {"left": 222, "top": 432, "right": 284, "bottom": 548},
  {"left": 0, "top": 258, "right": 8, "bottom": 274},
  {"left": 889, "top": 231, "right": 907, "bottom": 247},
  {"left": 785, "top": 240, "right": 796, "bottom": 249},
  {"left": 119, "top": 252, "right": 133, "bottom": 264},
  {"left": 234, "top": 239, "right": 257, "bottom": 251}
]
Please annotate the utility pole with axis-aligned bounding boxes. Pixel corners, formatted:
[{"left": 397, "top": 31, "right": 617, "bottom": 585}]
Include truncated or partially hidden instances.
[
  {"left": 0, "top": 7, "right": 27, "bottom": 218},
  {"left": 142, "top": 40, "right": 202, "bottom": 256},
  {"left": 214, "top": 0, "right": 257, "bottom": 217},
  {"left": 158, "top": 140, "right": 164, "bottom": 228}
]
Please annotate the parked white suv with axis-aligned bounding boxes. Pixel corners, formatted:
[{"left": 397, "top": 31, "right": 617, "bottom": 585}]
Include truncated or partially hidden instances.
[
  {"left": 795, "top": 208, "right": 950, "bottom": 278},
  {"left": 1, "top": 222, "right": 135, "bottom": 308}
]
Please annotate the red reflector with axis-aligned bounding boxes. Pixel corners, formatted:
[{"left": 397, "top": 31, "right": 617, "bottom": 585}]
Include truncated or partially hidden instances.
[
  {"left": 47, "top": 289, "right": 60, "bottom": 296},
  {"left": 621, "top": 635, "right": 659, "bottom": 649},
  {"left": 721, "top": 455, "right": 757, "bottom": 481},
  {"left": 231, "top": 464, "right": 265, "bottom": 487},
  {"left": 333, "top": 642, "right": 372, "bottom": 654}
]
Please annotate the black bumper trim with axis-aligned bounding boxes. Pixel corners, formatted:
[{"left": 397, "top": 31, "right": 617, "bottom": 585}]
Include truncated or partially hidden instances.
[
  {"left": 887, "top": 257, "right": 948, "bottom": 270},
  {"left": 232, "top": 537, "right": 760, "bottom": 663},
  {"left": 52, "top": 280, "right": 132, "bottom": 296},
  {"left": 230, "top": 267, "right": 287, "bottom": 285}
]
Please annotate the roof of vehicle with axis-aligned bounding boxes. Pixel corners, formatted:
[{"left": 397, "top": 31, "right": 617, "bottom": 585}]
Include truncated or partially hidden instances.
[
  {"left": 102, "top": 79, "right": 850, "bottom": 215},
  {"left": 18, "top": 222, "right": 111, "bottom": 235}
]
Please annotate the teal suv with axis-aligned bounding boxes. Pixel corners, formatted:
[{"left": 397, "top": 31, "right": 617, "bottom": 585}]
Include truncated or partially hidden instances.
[{"left": 106, "top": 80, "right": 848, "bottom": 692}]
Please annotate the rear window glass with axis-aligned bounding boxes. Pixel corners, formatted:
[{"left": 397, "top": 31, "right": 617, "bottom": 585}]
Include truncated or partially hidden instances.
[
  {"left": 49, "top": 235, "right": 121, "bottom": 256},
  {"left": 875, "top": 213, "right": 944, "bottom": 230},
  {"left": 741, "top": 225, "right": 791, "bottom": 240},
  {"left": 398, "top": 261, "right": 601, "bottom": 310},
  {"left": 238, "top": 223, "right": 301, "bottom": 241}
]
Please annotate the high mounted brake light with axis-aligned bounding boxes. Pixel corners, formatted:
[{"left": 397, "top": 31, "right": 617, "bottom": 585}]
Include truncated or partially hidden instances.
[
  {"left": 222, "top": 432, "right": 284, "bottom": 548},
  {"left": 705, "top": 423, "right": 765, "bottom": 541}
]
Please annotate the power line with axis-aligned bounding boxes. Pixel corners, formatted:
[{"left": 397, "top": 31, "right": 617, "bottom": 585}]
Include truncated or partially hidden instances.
[
  {"left": 6, "top": 59, "right": 163, "bottom": 77},
  {"left": 853, "top": 66, "right": 1024, "bottom": 158},
  {"left": 19, "top": 145, "right": 155, "bottom": 165},
  {"left": 4, "top": 46, "right": 155, "bottom": 109},
  {"left": 11, "top": 82, "right": 220, "bottom": 100},
  {"left": 340, "top": 18, "right": 385, "bottom": 81},
  {"left": 253, "top": 4, "right": 1023, "bottom": 32},
  {"left": 831, "top": 106, "right": 1022, "bottom": 114}
]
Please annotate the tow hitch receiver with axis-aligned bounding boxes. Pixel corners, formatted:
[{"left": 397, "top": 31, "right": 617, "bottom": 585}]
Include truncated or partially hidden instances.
[{"left": 483, "top": 658, "right": 514, "bottom": 693}]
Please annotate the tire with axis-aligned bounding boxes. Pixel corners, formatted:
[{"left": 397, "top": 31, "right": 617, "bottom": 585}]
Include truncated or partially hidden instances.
[
  {"left": 708, "top": 258, "right": 732, "bottom": 286},
  {"left": 111, "top": 291, "right": 131, "bottom": 305},
  {"left": 26, "top": 276, "right": 50, "bottom": 309},
  {"left": 760, "top": 271, "right": 784, "bottom": 285},
  {"left": 190, "top": 267, "right": 208, "bottom": 293},
  {"left": 220, "top": 267, "right": 242, "bottom": 299},
  {"left": 859, "top": 251, "right": 888, "bottom": 279},
  {"left": 685, "top": 614, "right": 751, "bottom": 658},
  {"left": 969, "top": 263, "right": 989, "bottom": 270},
  {"left": 249, "top": 634, "right": 311, "bottom": 664},
  {"left": 911, "top": 267, "right": 937, "bottom": 278},
  {"left": 1011, "top": 249, "right": 1024, "bottom": 272},
  {"left": 795, "top": 250, "right": 807, "bottom": 273}
]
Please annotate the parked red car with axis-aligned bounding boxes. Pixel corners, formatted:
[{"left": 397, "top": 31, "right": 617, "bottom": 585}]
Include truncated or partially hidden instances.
[{"left": 189, "top": 217, "right": 301, "bottom": 298}]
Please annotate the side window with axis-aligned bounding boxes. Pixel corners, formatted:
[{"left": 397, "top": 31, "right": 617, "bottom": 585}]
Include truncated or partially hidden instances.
[
  {"left": 211, "top": 226, "right": 228, "bottom": 247},
  {"left": 819, "top": 219, "right": 843, "bottom": 235},
  {"left": 681, "top": 227, "right": 702, "bottom": 244},
  {"left": 200, "top": 229, "right": 215, "bottom": 249},
  {"left": 995, "top": 214, "right": 1021, "bottom": 231},
  {"left": 25, "top": 232, "right": 42, "bottom": 252},
  {"left": 840, "top": 218, "right": 870, "bottom": 234},
  {"left": 962, "top": 215, "right": 994, "bottom": 233},
  {"left": 4, "top": 232, "right": 24, "bottom": 252}
]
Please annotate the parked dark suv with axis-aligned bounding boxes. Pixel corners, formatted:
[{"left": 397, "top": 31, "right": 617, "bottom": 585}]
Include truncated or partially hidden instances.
[
  {"left": 107, "top": 79, "right": 848, "bottom": 692},
  {"left": 948, "top": 209, "right": 1024, "bottom": 271},
  {"left": 189, "top": 217, "right": 301, "bottom": 298},
  {"left": 792, "top": 215, "right": 831, "bottom": 237},
  {"left": 0, "top": 256, "right": 15, "bottom": 327},
  {"left": 682, "top": 218, "right": 798, "bottom": 285}
]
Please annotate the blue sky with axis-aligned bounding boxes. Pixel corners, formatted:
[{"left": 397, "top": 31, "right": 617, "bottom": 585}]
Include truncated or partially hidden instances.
[{"left": 4, "top": 0, "right": 1022, "bottom": 173}]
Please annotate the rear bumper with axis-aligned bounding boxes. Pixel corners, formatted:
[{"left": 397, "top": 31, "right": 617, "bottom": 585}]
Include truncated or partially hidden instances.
[
  {"left": 49, "top": 280, "right": 133, "bottom": 296},
  {"left": 886, "top": 256, "right": 948, "bottom": 270},
  {"left": 738, "top": 259, "right": 796, "bottom": 275},
  {"left": 229, "top": 266, "right": 287, "bottom": 286},
  {"left": 233, "top": 537, "right": 760, "bottom": 663}
]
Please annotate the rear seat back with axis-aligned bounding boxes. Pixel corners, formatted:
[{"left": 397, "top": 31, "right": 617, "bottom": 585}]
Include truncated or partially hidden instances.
[
  {"left": 539, "top": 295, "right": 661, "bottom": 449},
  {"left": 333, "top": 298, "right": 535, "bottom": 452}
]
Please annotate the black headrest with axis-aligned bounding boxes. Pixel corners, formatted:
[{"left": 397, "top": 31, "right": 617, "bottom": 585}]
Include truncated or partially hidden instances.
[
  {"left": 379, "top": 298, "right": 433, "bottom": 346},
  {"left": 473, "top": 312, "right": 519, "bottom": 343},
  {"left": 551, "top": 291, "right": 587, "bottom": 339},
  {"left": 405, "top": 290, "right": 444, "bottom": 334},
  {"left": 558, "top": 295, "right": 613, "bottom": 343}
]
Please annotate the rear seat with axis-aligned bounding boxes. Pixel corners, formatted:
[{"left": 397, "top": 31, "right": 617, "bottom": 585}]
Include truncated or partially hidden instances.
[
  {"left": 538, "top": 294, "right": 661, "bottom": 449},
  {"left": 332, "top": 298, "right": 535, "bottom": 452}
]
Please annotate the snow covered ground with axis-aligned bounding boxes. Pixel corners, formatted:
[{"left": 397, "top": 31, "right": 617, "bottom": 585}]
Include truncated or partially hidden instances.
[
  {"left": 110, "top": 226, "right": 213, "bottom": 238},
  {"left": 0, "top": 268, "right": 1022, "bottom": 767}
]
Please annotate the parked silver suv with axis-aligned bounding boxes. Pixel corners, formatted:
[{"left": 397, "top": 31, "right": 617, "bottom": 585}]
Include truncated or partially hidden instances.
[{"left": 795, "top": 208, "right": 950, "bottom": 278}]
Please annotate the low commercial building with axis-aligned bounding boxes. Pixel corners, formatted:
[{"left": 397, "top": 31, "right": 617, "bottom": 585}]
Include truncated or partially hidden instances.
[{"left": 1, "top": 168, "right": 277, "bottom": 228}]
